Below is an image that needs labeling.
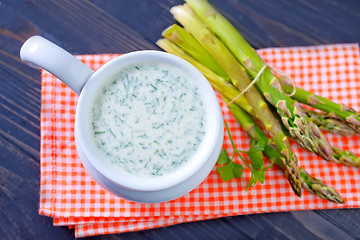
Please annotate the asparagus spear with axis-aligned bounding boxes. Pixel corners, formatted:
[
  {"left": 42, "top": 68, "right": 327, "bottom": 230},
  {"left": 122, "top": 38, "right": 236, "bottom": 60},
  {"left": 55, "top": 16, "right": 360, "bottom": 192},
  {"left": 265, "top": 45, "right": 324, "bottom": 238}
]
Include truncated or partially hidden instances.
[
  {"left": 299, "top": 168, "right": 344, "bottom": 204},
  {"left": 332, "top": 147, "right": 360, "bottom": 167},
  {"left": 170, "top": 4, "right": 302, "bottom": 196},
  {"left": 225, "top": 97, "right": 344, "bottom": 204},
  {"left": 304, "top": 109, "right": 357, "bottom": 135},
  {"left": 281, "top": 82, "right": 360, "bottom": 134},
  {"left": 159, "top": 36, "right": 346, "bottom": 201},
  {"left": 184, "top": 0, "right": 334, "bottom": 163}
]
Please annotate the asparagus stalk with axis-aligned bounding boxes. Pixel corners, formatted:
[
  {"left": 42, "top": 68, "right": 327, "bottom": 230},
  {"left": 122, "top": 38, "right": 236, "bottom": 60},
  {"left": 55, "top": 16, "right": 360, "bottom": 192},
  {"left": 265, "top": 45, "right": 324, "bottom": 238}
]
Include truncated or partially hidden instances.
[
  {"left": 281, "top": 83, "right": 360, "bottom": 133},
  {"left": 170, "top": 4, "right": 302, "bottom": 196},
  {"left": 225, "top": 97, "right": 344, "bottom": 204},
  {"left": 304, "top": 109, "right": 357, "bottom": 135},
  {"left": 184, "top": 0, "right": 334, "bottom": 163}
]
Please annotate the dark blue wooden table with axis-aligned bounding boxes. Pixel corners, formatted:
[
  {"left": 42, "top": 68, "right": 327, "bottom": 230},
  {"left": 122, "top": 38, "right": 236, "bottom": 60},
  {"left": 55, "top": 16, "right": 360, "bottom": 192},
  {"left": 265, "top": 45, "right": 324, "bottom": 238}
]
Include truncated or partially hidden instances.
[{"left": 1, "top": 0, "right": 360, "bottom": 239}]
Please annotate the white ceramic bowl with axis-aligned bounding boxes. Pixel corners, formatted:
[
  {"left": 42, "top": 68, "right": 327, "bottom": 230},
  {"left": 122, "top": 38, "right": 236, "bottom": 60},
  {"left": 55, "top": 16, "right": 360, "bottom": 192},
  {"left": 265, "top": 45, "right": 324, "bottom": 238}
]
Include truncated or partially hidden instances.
[{"left": 20, "top": 36, "right": 224, "bottom": 203}]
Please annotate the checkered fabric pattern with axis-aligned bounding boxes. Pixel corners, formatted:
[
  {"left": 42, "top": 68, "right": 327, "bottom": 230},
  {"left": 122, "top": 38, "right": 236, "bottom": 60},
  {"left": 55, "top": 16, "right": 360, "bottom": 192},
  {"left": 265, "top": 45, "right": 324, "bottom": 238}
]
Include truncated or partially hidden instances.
[{"left": 40, "top": 44, "right": 360, "bottom": 238}]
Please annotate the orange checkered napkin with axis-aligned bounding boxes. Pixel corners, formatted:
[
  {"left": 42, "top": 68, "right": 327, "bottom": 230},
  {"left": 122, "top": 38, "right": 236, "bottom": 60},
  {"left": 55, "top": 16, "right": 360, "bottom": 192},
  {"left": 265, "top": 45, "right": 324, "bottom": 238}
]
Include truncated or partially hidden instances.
[{"left": 40, "top": 44, "right": 360, "bottom": 238}]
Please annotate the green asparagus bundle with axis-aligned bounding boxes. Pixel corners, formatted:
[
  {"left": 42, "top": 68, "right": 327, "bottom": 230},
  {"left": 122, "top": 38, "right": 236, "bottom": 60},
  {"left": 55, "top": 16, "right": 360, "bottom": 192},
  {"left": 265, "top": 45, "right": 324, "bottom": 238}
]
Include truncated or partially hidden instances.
[
  {"left": 157, "top": 0, "right": 360, "bottom": 201},
  {"left": 157, "top": 34, "right": 360, "bottom": 168},
  {"left": 183, "top": 0, "right": 334, "bottom": 163},
  {"left": 168, "top": 5, "right": 302, "bottom": 196},
  {"left": 157, "top": 38, "right": 346, "bottom": 202}
]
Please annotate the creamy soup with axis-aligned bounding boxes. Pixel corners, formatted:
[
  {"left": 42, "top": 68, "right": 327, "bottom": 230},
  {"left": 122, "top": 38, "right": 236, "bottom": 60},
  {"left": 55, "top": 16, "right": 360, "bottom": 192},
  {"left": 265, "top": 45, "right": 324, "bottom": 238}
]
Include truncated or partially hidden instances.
[{"left": 91, "top": 63, "right": 207, "bottom": 177}]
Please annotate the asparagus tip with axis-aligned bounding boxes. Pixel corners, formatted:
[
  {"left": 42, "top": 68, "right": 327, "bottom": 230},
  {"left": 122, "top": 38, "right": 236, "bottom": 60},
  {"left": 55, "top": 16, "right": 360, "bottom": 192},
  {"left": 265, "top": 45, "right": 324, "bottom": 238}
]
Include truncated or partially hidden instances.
[
  {"left": 300, "top": 168, "right": 345, "bottom": 204},
  {"left": 161, "top": 24, "right": 175, "bottom": 37}
]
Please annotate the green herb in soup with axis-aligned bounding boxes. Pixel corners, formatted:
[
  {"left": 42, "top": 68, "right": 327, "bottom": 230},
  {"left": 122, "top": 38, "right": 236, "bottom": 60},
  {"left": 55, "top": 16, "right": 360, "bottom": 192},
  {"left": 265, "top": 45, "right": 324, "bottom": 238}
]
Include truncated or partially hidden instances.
[{"left": 91, "top": 63, "right": 207, "bottom": 177}]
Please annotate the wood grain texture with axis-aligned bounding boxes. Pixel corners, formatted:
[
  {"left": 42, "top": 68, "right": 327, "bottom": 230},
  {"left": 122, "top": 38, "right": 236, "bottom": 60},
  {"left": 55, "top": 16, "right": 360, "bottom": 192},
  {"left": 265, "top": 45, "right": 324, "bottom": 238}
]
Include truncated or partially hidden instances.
[{"left": 0, "top": 0, "right": 359, "bottom": 239}]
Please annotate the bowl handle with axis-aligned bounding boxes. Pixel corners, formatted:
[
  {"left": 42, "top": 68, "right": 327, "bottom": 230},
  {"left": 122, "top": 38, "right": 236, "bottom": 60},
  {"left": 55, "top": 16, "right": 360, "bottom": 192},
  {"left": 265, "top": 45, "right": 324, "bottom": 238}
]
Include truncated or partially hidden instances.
[{"left": 20, "top": 36, "right": 95, "bottom": 95}]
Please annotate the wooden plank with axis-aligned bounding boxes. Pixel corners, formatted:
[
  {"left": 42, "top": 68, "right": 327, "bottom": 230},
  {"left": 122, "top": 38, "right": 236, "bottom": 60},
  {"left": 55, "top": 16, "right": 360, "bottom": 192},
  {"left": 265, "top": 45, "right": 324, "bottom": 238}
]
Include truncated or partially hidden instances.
[
  {"left": 0, "top": 136, "right": 74, "bottom": 240},
  {"left": 291, "top": 211, "right": 354, "bottom": 239},
  {"left": 315, "top": 209, "right": 360, "bottom": 239},
  {"left": 142, "top": 218, "right": 252, "bottom": 240},
  {"left": 89, "top": 0, "right": 184, "bottom": 45},
  {"left": 247, "top": 212, "right": 323, "bottom": 239},
  {"left": 222, "top": 214, "right": 294, "bottom": 239},
  {"left": 209, "top": 0, "right": 360, "bottom": 48},
  {"left": 2, "top": 0, "right": 155, "bottom": 54},
  {"left": 0, "top": 2, "right": 39, "bottom": 43}
]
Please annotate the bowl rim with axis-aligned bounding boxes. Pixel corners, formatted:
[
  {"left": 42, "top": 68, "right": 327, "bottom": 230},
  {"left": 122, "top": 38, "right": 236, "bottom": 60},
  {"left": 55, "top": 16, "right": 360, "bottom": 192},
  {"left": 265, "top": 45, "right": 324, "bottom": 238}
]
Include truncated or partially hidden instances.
[{"left": 75, "top": 50, "right": 222, "bottom": 191}]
